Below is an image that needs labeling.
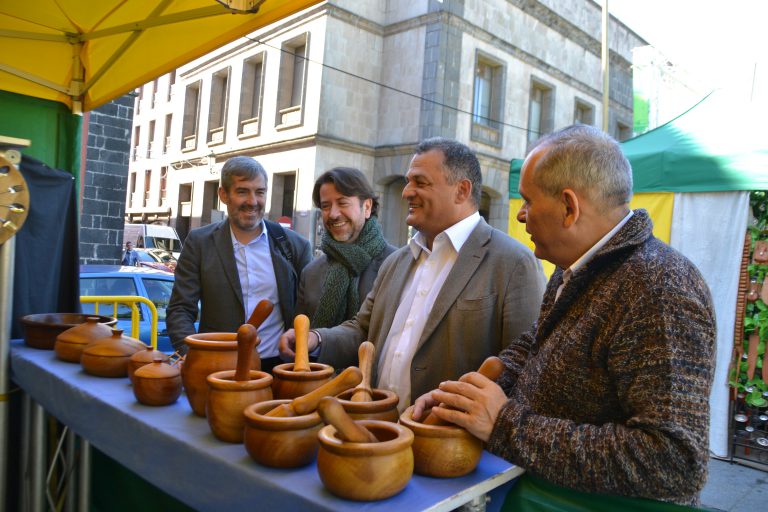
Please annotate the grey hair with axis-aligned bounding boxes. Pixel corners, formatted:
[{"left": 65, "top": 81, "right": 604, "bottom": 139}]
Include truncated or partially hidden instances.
[
  {"left": 415, "top": 137, "right": 482, "bottom": 206},
  {"left": 529, "top": 124, "right": 633, "bottom": 210},
  {"left": 220, "top": 156, "right": 268, "bottom": 191}
]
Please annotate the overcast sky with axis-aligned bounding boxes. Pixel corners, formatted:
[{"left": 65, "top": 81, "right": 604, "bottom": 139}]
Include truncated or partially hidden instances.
[{"left": 608, "top": 0, "right": 766, "bottom": 100}]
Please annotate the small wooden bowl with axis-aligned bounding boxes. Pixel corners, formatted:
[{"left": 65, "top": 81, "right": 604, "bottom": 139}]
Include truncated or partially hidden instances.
[
  {"left": 399, "top": 405, "right": 483, "bottom": 478},
  {"left": 206, "top": 370, "right": 273, "bottom": 443},
  {"left": 54, "top": 316, "right": 115, "bottom": 363},
  {"left": 334, "top": 388, "right": 400, "bottom": 422},
  {"left": 128, "top": 345, "right": 169, "bottom": 383},
  {"left": 133, "top": 360, "right": 182, "bottom": 406},
  {"left": 22, "top": 313, "right": 116, "bottom": 350},
  {"left": 243, "top": 399, "right": 323, "bottom": 468},
  {"left": 317, "top": 420, "right": 414, "bottom": 501},
  {"left": 271, "top": 362, "right": 334, "bottom": 399}
]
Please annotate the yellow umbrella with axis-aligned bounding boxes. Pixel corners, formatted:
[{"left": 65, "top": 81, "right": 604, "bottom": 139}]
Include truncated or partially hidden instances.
[{"left": 0, "top": 0, "right": 321, "bottom": 113}]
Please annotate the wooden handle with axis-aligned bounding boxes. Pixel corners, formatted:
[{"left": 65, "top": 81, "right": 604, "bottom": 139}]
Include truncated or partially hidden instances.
[
  {"left": 247, "top": 299, "right": 274, "bottom": 329},
  {"left": 351, "top": 341, "right": 374, "bottom": 402},
  {"left": 264, "top": 403, "right": 295, "bottom": 418},
  {"left": 291, "top": 366, "right": 362, "bottom": 416},
  {"left": 423, "top": 356, "right": 505, "bottom": 426},
  {"left": 293, "top": 314, "right": 311, "bottom": 372},
  {"left": 318, "top": 396, "right": 378, "bottom": 443},
  {"left": 234, "top": 324, "right": 259, "bottom": 382}
]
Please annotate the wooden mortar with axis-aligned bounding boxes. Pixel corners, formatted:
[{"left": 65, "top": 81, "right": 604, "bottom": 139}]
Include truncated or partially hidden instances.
[
  {"left": 265, "top": 366, "right": 362, "bottom": 417},
  {"left": 243, "top": 399, "right": 323, "bottom": 468},
  {"left": 181, "top": 332, "right": 261, "bottom": 417},
  {"left": 271, "top": 315, "right": 333, "bottom": 398},
  {"left": 334, "top": 388, "right": 399, "bottom": 422},
  {"left": 399, "top": 405, "right": 482, "bottom": 478},
  {"left": 317, "top": 419, "right": 414, "bottom": 501},
  {"left": 205, "top": 324, "right": 273, "bottom": 443}
]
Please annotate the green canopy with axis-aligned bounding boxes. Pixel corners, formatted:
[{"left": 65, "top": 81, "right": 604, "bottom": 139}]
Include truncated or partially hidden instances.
[{"left": 509, "top": 91, "right": 768, "bottom": 198}]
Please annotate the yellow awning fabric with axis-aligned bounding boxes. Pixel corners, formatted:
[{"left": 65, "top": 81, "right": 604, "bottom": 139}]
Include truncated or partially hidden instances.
[
  {"left": 0, "top": 0, "right": 321, "bottom": 113},
  {"left": 508, "top": 192, "right": 674, "bottom": 279}
]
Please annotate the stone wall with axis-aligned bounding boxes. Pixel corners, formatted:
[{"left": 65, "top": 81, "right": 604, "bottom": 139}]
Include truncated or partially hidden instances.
[{"left": 79, "top": 94, "right": 134, "bottom": 264}]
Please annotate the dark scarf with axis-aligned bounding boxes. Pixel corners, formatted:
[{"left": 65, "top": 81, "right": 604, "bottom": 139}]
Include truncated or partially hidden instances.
[{"left": 312, "top": 217, "right": 387, "bottom": 328}]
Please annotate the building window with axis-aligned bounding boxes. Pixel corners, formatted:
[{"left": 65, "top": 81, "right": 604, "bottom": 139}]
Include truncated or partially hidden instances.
[
  {"left": 167, "top": 70, "right": 176, "bottom": 101},
  {"left": 574, "top": 99, "right": 595, "bottom": 126},
  {"left": 182, "top": 80, "right": 201, "bottom": 151},
  {"left": 160, "top": 167, "right": 168, "bottom": 204},
  {"left": 276, "top": 34, "right": 309, "bottom": 128},
  {"left": 239, "top": 53, "right": 265, "bottom": 137},
  {"left": 616, "top": 121, "right": 632, "bottom": 142},
  {"left": 270, "top": 172, "right": 296, "bottom": 220},
  {"left": 128, "top": 171, "right": 137, "bottom": 207},
  {"left": 163, "top": 114, "right": 172, "bottom": 154},
  {"left": 527, "top": 78, "right": 555, "bottom": 147},
  {"left": 147, "top": 120, "right": 155, "bottom": 158},
  {"left": 471, "top": 54, "right": 504, "bottom": 146},
  {"left": 208, "top": 68, "right": 230, "bottom": 145},
  {"left": 151, "top": 78, "right": 159, "bottom": 108},
  {"left": 132, "top": 125, "right": 140, "bottom": 161},
  {"left": 143, "top": 169, "right": 152, "bottom": 207}
]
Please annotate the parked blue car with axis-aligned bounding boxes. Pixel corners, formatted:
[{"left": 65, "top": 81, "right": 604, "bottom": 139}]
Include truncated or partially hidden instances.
[{"left": 79, "top": 265, "right": 183, "bottom": 353}]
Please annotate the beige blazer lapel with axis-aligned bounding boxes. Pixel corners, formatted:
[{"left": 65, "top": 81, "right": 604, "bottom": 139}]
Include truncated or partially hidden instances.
[{"left": 416, "top": 221, "right": 491, "bottom": 350}]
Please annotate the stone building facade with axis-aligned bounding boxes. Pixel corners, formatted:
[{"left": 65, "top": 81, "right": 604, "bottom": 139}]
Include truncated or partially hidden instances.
[{"left": 127, "top": 0, "right": 645, "bottom": 247}]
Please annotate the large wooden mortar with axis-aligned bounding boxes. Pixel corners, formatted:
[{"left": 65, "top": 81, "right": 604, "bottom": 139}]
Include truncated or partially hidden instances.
[
  {"left": 333, "top": 388, "right": 399, "bottom": 422},
  {"left": 242, "top": 399, "right": 323, "bottom": 468},
  {"left": 316, "top": 420, "right": 414, "bottom": 501},
  {"left": 399, "top": 405, "right": 483, "bottom": 478},
  {"left": 271, "top": 315, "right": 333, "bottom": 399},
  {"left": 181, "top": 332, "right": 260, "bottom": 417}
]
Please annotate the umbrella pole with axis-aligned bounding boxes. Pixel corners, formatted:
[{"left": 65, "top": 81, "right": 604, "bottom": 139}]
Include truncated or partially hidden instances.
[{"left": 0, "top": 236, "right": 16, "bottom": 508}]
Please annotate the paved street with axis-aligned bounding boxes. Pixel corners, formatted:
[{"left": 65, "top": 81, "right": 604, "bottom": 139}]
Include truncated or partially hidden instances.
[{"left": 701, "top": 458, "right": 767, "bottom": 511}]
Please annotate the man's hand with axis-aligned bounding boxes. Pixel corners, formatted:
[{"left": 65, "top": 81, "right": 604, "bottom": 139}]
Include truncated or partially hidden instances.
[
  {"left": 426, "top": 372, "right": 508, "bottom": 442},
  {"left": 411, "top": 391, "right": 440, "bottom": 421},
  {"left": 278, "top": 329, "right": 319, "bottom": 360}
]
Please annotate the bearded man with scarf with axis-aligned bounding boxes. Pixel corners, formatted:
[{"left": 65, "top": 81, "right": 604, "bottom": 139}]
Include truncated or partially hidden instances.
[{"left": 296, "top": 167, "right": 396, "bottom": 328}]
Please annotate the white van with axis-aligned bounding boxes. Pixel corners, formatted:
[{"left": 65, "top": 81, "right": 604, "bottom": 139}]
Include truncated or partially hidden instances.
[{"left": 123, "top": 223, "right": 183, "bottom": 259}]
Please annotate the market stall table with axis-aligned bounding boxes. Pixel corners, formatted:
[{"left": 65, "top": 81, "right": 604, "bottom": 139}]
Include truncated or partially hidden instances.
[{"left": 10, "top": 341, "right": 523, "bottom": 511}]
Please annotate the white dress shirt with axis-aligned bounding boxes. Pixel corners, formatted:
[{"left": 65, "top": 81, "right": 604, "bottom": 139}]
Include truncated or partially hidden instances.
[
  {"left": 377, "top": 212, "right": 481, "bottom": 410},
  {"left": 555, "top": 210, "right": 634, "bottom": 301},
  {"left": 231, "top": 222, "right": 284, "bottom": 358}
]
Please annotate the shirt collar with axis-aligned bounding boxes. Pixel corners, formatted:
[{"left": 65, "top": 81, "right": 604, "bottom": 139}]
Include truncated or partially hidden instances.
[
  {"left": 569, "top": 210, "right": 633, "bottom": 274},
  {"left": 230, "top": 220, "right": 268, "bottom": 249},
  {"left": 409, "top": 211, "right": 481, "bottom": 259}
]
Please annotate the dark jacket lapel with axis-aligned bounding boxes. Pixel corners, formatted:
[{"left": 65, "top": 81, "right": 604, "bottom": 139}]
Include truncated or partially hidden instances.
[{"left": 213, "top": 221, "right": 244, "bottom": 312}]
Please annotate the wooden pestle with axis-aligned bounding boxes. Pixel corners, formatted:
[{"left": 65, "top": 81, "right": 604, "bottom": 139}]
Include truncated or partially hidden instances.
[
  {"left": 247, "top": 299, "right": 274, "bottom": 329},
  {"left": 350, "top": 341, "right": 374, "bottom": 402},
  {"left": 422, "top": 356, "right": 505, "bottom": 426},
  {"left": 293, "top": 314, "right": 311, "bottom": 372},
  {"left": 318, "top": 396, "right": 379, "bottom": 443},
  {"left": 233, "top": 324, "right": 260, "bottom": 382},
  {"left": 265, "top": 366, "right": 362, "bottom": 417}
]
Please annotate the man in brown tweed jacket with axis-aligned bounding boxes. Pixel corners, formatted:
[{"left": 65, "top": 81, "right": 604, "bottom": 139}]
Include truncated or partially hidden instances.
[{"left": 414, "top": 124, "right": 716, "bottom": 507}]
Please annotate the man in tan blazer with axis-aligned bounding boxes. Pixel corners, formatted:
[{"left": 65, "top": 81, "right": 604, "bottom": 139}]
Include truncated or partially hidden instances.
[{"left": 279, "top": 137, "right": 545, "bottom": 408}]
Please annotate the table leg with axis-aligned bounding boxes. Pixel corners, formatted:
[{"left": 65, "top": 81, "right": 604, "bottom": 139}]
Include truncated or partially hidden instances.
[
  {"left": 455, "top": 494, "right": 490, "bottom": 512},
  {"left": 78, "top": 438, "right": 91, "bottom": 512},
  {"left": 20, "top": 393, "right": 45, "bottom": 512}
]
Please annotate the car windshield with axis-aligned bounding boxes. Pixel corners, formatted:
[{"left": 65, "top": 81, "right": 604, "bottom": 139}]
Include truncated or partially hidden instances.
[
  {"left": 143, "top": 278, "right": 173, "bottom": 321},
  {"left": 80, "top": 276, "right": 141, "bottom": 320},
  {"left": 134, "top": 251, "right": 155, "bottom": 262}
]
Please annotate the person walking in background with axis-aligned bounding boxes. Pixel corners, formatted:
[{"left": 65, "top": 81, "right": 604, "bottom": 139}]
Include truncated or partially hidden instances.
[
  {"left": 296, "top": 167, "right": 397, "bottom": 327},
  {"left": 121, "top": 241, "right": 138, "bottom": 266},
  {"left": 167, "top": 156, "right": 311, "bottom": 372}
]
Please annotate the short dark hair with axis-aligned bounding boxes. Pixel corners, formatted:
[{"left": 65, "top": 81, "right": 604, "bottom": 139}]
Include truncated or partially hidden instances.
[
  {"left": 220, "top": 156, "right": 268, "bottom": 191},
  {"left": 312, "top": 167, "right": 380, "bottom": 217},
  {"left": 414, "top": 137, "right": 482, "bottom": 206}
]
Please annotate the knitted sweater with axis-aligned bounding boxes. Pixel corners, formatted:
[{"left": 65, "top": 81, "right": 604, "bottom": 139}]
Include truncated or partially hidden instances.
[{"left": 487, "top": 210, "right": 716, "bottom": 506}]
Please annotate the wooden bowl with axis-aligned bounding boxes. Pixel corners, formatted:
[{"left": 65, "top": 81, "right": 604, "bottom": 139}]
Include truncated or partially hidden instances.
[
  {"left": 271, "top": 362, "right": 334, "bottom": 399},
  {"left": 128, "top": 345, "right": 169, "bottom": 383},
  {"left": 54, "top": 316, "right": 115, "bottom": 362},
  {"left": 81, "top": 329, "right": 145, "bottom": 378},
  {"left": 242, "top": 399, "right": 323, "bottom": 468},
  {"left": 334, "top": 388, "right": 400, "bottom": 422},
  {"left": 182, "top": 332, "right": 261, "bottom": 417},
  {"left": 206, "top": 370, "right": 273, "bottom": 443},
  {"left": 22, "top": 313, "right": 116, "bottom": 350},
  {"left": 399, "top": 405, "right": 483, "bottom": 478},
  {"left": 132, "top": 360, "right": 182, "bottom": 406},
  {"left": 317, "top": 420, "right": 414, "bottom": 501}
]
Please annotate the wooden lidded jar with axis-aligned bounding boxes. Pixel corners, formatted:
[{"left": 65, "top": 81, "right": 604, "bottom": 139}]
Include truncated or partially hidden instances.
[
  {"left": 181, "top": 332, "right": 261, "bottom": 417},
  {"left": 316, "top": 420, "right": 414, "bottom": 501},
  {"left": 81, "top": 329, "right": 145, "bottom": 378},
  {"left": 206, "top": 369, "right": 273, "bottom": 443},
  {"left": 54, "top": 316, "right": 114, "bottom": 363},
  {"left": 398, "top": 405, "right": 483, "bottom": 478},
  {"left": 128, "top": 345, "right": 169, "bottom": 383},
  {"left": 133, "top": 359, "right": 182, "bottom": 406}
]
